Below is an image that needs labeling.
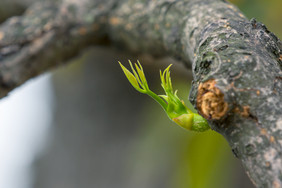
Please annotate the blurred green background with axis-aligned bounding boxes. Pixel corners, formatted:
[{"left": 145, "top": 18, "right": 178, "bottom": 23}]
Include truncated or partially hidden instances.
[
  {"left": 33, "top": 1, "right": 282, "bottom": 188},
  {"left": 230, "top": 0, "right": 282, "bottom": 38}
]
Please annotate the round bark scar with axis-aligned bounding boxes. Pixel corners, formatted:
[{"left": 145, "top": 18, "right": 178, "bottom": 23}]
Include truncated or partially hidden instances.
[{"left": 197, "top": 79, "right": 228, "bottom": 120}]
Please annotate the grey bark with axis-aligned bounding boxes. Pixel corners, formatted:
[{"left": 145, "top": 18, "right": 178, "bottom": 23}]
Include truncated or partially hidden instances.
[{"left": 0, "top": 0, "right": 281, "bottom": 187}]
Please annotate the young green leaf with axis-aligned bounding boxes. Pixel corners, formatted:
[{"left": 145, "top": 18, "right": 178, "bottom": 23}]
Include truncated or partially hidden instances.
[{"left": 119, "top": 61, "right": 145, "bottom": 93}]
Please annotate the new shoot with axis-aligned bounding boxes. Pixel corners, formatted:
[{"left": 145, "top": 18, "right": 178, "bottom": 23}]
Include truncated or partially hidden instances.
[{"left": 119, "top": 60, "right": 209, "bottom": 132}]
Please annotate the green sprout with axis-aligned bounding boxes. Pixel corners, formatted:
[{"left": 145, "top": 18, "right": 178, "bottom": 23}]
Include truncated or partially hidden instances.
[{"left": 119, "top": 60, "right": 210, "bottom": 132}]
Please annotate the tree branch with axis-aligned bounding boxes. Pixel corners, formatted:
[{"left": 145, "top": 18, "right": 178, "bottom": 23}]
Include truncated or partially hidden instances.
[
  {"left": 0, "top": 0, "right": 281, "bottom": 187},
  {"left": 0, "top": 0, "right": 118, "bottom": 98}
]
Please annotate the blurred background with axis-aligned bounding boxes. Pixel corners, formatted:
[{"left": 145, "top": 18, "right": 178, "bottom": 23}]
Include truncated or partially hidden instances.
[{"left": 0, "top": 0, "right": 281, "bottom": 188}]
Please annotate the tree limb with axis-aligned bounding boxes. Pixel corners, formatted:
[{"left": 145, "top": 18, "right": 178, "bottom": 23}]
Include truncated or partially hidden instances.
[
  {"left": 0, "top": 0, "right": 281, "bottom": 187},
  {"left": 0, "top": 0, "right": 117, "bottom": 98}
]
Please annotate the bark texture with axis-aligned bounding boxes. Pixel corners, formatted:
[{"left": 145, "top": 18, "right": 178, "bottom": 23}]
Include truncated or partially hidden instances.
[
  {"left": 0, "top": 0, "right": 116, "bottom": 98},
  {"left": 0, "top": 0, "right": 281, "bottom": 187}
]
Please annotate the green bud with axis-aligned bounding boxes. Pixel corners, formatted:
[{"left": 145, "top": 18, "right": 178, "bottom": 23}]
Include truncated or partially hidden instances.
[{"left": 172, "top": 114, "right": 194, "bottom": 130}]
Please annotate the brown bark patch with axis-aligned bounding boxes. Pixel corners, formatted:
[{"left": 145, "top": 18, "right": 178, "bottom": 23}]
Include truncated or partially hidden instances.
[
  {"left": 256, "top": 90, "right": 260, "bottom": 95},
  {"left": 0, "top": 32, "right": 4, "bottom": 40},
  {"left": 78, "top": 27, "right": 87, "bottom": 35},
  {"left": 260, "top": 128, "right": 267, "bottom": 135},
  {"left": 279, "top": 54, "right": 282, "bottom": 61},
  {"left": 270, "top": 136, "right": 275, "bottom": 143},
  {"left": 234, "top": 106, "right": 250, "bottom": 118},
  {"left": 197, "top": 79, "right": 228, "bottom": 120},
  {"left": 273, "top": 180, "right": 281, "bottom": 188},
  {"left": 109, "top": 17, "right": 121, "bottom": 26}
]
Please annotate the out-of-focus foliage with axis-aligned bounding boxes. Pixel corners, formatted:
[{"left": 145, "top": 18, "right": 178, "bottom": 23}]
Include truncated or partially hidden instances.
[
  {"left": 172, "top": 131, "right": 232, "bottom": 188},
  {"left": 230, "top": 0, "right": 282, "bottom": 38}
]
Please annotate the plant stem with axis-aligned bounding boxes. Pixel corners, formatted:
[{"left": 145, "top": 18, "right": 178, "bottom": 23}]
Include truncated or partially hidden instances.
[{"left": 146, "top": 90, "right": 167, "bottom": 111}]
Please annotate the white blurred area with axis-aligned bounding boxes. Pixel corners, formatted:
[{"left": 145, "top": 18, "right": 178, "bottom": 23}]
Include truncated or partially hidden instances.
[{"left": 0, "top": 74, "right": 53, "bottom": 188}]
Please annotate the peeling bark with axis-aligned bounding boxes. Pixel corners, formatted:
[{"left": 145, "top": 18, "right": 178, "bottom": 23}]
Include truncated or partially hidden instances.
[{"left": 0, "top": 0, "right": 281, "bottom": 187}]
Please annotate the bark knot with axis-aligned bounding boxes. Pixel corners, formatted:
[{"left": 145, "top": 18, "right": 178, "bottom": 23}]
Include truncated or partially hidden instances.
[{"left": 197, "top": 79, "right": 228, "bottom": 120}]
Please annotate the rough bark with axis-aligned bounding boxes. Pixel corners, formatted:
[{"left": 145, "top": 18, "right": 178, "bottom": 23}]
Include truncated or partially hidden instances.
[
  {"left": 0, "top": 0, "right": 281, "bottom": 187},
  {"left": 0, "top": 0, "right": 116, "bottom": 98}
]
